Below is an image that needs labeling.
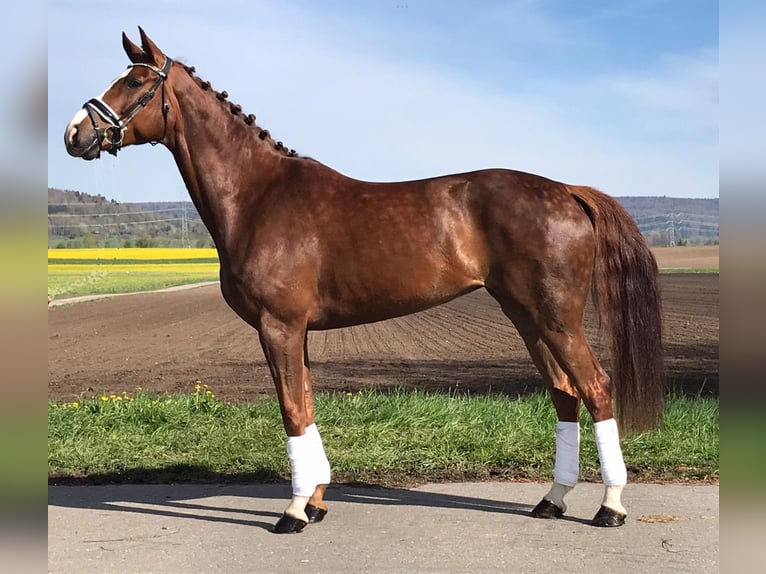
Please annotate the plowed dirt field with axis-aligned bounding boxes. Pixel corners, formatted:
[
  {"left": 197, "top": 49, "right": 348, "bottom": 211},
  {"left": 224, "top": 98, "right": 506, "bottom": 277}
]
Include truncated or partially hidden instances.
[{"left": 48, "top": 273, "right": 718, "bottom": 402}]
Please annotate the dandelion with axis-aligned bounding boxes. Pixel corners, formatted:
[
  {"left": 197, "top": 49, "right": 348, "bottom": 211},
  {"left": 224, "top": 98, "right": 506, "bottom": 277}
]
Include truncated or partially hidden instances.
[{"left": 100, "top": 396, "right": 109, "bottom": 402}]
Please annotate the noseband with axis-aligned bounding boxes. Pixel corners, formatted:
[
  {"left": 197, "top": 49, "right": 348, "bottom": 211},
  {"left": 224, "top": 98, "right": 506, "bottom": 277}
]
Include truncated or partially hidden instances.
[{"left": 83, "top": 57, "right": 172, "bottom": 156}]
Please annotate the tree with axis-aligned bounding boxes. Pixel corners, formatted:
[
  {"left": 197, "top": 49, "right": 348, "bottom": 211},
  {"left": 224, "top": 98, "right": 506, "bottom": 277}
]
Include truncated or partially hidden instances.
[{"left": 81, "top": 232, "right": 98, "bottom": 248}]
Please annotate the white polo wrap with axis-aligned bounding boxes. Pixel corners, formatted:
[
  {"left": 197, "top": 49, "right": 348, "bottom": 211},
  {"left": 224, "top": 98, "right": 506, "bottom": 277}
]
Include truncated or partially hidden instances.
[
  {"left": 553, "top": 421, "right": 580, "bottom": 487},
  {"left": 287, "top": 423, "right": 332, "bottom": 497},
  {"left": 594, "top": 418, "right": 627, "bottom": 486}
]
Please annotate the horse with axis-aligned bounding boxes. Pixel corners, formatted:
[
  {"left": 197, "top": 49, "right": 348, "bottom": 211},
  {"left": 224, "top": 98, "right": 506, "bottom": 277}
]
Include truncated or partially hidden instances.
[{"left": 64, "top": 28, "right": 664, "bottom": 534}]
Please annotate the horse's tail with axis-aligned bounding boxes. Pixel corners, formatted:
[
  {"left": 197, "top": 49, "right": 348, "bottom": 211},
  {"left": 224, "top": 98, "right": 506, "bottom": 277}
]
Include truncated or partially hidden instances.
[{"left": 568, "top": 185, "right": 665, "bottom": 434}]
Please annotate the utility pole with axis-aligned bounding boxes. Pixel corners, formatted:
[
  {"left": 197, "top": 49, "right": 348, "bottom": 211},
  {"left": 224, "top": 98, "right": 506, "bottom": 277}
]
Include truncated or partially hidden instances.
[
  {"left": 668, "top": 212, "right": 675, "bottom": 247},
  {"left": 181, "top": 202, "right": 189, "bottom": 247}
]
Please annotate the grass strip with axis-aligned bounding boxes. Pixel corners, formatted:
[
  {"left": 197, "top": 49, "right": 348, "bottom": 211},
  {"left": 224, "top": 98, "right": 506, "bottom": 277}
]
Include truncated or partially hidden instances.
[
  {"left": 48, "top": 264, "right": 219, "bottom": 298},
  {"left": 659, "top": 268, "right": 719, "bottom": 274},
  {"left": 49, "top": 388, "right": 718, "bottom": 486}
]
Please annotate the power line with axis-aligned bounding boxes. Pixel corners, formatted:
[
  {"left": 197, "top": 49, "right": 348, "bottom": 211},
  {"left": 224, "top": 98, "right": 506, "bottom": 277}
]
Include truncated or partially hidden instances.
[
  {"left": 48, "top": 217, "right": 192, "bottom": 228},
  {"left": 47, "top": 208, "right": 185, "bottom": 217}
]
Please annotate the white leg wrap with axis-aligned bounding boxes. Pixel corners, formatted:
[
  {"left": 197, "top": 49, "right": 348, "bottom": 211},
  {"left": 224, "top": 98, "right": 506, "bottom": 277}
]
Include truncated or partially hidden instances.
[
  {"left": 286, "top": 423, "right": 332, "bottom": 498},
  {"left": 594, "top": 418, "right": 627, "bottom": 486},
  {"left": 542, "top": 421, "right": 580, "bottom": 512},
  {"left": 553, "top": 421, "right": 580, "bottom": 487}
]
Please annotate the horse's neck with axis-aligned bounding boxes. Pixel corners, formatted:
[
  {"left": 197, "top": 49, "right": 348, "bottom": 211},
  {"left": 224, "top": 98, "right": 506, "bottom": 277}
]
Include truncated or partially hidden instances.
[{"left": 166, "top": 84, "right": 283, "bottom": 255}]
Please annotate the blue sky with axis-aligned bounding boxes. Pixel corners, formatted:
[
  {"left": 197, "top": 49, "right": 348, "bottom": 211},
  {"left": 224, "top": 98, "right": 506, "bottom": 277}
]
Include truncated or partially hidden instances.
[{"left": 48, "top": 0, "right": 718, "bottom": 202}]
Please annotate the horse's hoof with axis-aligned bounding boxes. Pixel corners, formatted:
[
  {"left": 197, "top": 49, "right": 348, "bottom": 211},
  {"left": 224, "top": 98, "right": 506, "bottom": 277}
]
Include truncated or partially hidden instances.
[
  {"left": 531, "top": 498, "right": 564, "bottom": 519},
  {"left": 272, "top": 514, "right": 308, "bottom": 534},
  {"left": 305, "top": 504, "right": 327, "bottom": 524},
  {"left": 592, "top": 505, "right": 626, "bottom": 527}
]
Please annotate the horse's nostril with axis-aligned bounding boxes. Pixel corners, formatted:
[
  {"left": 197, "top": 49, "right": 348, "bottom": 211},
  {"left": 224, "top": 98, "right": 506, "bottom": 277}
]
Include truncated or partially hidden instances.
[{"left": 65, "top": 125, "right": 76, "bottom": 147}]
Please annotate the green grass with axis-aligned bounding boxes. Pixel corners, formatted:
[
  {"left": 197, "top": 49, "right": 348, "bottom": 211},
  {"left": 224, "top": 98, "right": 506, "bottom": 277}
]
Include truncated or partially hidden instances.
[
  {"left": 48, "top": 388, "right": 719, "bottom": 486},
  {"left": 48, "top": 268, "right": 219, "bottom": 298},
  {"left": 659, "top": 268, "right": 719, "bottom": 274}
]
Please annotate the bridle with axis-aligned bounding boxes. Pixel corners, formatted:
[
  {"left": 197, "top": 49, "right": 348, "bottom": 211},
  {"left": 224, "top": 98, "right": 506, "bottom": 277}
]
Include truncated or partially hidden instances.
[{"left": 83, "top": 57, "right": 172, "bottom": 156}]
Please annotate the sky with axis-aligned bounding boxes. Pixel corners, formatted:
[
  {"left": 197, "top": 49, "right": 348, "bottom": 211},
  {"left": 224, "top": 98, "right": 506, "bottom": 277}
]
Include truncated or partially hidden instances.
[{"left": 48, "top": 0, "right": 719, "bottom": 203}]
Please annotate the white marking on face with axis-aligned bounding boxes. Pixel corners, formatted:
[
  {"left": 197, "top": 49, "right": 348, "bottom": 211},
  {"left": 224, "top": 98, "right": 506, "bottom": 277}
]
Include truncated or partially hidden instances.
[{"left": 65, "top": 108, "right": 88, "bottom": 145}]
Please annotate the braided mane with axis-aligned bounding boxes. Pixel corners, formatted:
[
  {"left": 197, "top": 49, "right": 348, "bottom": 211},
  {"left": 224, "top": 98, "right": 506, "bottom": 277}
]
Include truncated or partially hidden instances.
[{"left": 181, "top": 63, "right": 300, "bottom": 158}]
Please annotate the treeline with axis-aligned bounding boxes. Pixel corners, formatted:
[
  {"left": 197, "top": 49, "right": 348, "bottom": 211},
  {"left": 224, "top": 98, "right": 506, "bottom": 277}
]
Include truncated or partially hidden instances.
[
  {"left": 48, "top": 188, "right": 719, "bottom": 248},
  {"left": 48, "top": 188, "right": 214, "bottom": 248}
]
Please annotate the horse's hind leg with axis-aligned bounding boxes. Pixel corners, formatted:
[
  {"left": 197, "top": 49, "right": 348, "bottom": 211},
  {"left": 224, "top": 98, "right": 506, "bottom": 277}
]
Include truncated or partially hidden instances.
[
  {"left": 501, "top": 309, "right": 582, "bottom": 518},
  {"left": 491, "top": 285, "right": 627, "bottom": 527},
  {"left": 539, "top": 325, "right": 628, "bottom": 527}
]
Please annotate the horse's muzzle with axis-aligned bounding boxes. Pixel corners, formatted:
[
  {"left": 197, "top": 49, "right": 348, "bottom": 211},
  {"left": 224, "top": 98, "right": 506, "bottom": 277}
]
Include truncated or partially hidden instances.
[{"left": 64, "top": 117, "right": 101, "bottom": 160}]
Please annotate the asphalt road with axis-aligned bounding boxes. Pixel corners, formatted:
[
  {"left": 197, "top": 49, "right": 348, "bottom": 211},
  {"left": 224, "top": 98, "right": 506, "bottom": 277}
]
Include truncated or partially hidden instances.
[{"left": 48, "top": 482, "right": 718, "bottom": 573}]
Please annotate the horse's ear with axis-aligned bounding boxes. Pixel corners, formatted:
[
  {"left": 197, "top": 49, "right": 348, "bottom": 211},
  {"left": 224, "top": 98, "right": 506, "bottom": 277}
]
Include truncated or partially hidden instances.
[
  {"left": 138, "top": 27, "right": 165, "bottom": 67},
  {"left": 122, "top": 31, "right": 147, "bottom": 64}
]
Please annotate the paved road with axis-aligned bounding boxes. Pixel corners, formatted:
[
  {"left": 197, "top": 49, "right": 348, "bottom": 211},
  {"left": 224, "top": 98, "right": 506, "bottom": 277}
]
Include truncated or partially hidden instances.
[{"left": 48, "top": 482, "right": 718, "bottom": 573}]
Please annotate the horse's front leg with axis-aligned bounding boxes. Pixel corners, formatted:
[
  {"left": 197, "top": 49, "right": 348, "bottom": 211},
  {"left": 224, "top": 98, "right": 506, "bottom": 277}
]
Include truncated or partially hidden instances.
[{"left": 257, "top": 313, "right": 331, "bottom": 534}]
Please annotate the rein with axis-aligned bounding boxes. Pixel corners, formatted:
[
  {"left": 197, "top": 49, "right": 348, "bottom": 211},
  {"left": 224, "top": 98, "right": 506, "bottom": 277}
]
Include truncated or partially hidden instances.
[{"left": 84, "top": 57, "right": 172, "bottom": 156}]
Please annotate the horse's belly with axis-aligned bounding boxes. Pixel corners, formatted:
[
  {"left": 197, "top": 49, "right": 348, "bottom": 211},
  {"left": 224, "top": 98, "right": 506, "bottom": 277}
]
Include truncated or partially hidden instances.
[{"left": 308, "top": 280, "right": 483, "bottom": 330}]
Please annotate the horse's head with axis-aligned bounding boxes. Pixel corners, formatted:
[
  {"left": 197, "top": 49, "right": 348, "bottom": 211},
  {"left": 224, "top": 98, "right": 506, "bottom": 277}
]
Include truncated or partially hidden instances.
[{"left": 65, "top": 27, "right": 174, "bottom": 160}]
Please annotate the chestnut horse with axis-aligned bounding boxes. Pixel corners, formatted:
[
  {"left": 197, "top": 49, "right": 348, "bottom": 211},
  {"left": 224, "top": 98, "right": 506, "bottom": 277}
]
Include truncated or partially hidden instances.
[{"left": 65, "top": 28, "right": 664, "bottom": 533}]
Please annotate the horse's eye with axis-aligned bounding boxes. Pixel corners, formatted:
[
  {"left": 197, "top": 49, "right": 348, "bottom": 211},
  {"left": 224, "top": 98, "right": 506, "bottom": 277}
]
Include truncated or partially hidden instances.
[{"left": 126, "top": 76, "right": 142, "bottom": 89}]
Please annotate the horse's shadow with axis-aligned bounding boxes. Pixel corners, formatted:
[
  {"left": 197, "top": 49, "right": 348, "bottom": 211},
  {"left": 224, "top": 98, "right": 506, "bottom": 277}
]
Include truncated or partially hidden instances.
[{"left": 48, "top": 480, "right": 593, "bottom": 532}]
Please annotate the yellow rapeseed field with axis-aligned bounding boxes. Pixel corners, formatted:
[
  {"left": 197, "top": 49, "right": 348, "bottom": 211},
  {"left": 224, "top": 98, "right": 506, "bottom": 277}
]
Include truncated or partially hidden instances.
[
  {"left": 48, "top": 248, "right": 220, "bottom": 299},
  {"left": 48, "top": 247, "right": 218, "bottom": 260}
]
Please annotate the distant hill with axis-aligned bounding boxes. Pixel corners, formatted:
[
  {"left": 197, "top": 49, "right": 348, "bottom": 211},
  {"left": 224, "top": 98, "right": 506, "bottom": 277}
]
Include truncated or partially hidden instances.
[
  {"left": 48, "top": 188, "right": 212, "bottom": 248},
  {"left": 48, "top": 188, "right": 718, "bottom": 248},
  {"left": 615, "top": 196, "right": 719, "bottom": 246}
]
